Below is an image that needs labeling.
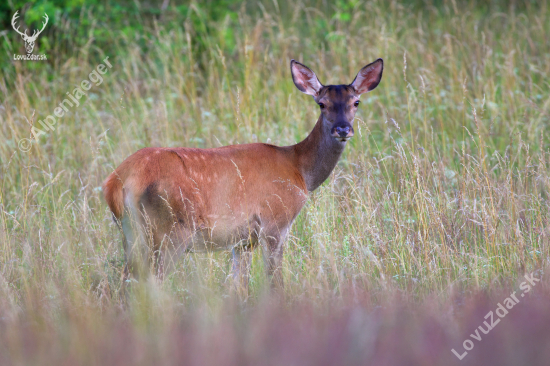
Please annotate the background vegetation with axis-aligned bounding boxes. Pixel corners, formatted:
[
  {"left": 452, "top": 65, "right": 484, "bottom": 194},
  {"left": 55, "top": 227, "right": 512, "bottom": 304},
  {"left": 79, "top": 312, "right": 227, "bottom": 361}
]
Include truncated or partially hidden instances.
[{"left": 1, "top": 0, "right": 549, "bottom": 364}]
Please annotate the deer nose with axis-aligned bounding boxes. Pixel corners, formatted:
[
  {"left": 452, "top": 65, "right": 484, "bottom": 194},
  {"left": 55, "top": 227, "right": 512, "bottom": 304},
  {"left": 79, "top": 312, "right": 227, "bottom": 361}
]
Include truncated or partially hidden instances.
[
  {"left": 333, "top": 126, "right": 354, "bottom": 139},
  {"left": 336, "top": 126, "right": 350, "bottom": 137}
]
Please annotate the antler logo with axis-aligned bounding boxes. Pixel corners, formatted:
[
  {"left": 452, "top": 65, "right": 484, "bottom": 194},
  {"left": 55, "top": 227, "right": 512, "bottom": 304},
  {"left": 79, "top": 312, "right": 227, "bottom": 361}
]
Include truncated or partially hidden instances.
[{"left": 12, "top": 10, "right": 48, "bottom": 54}]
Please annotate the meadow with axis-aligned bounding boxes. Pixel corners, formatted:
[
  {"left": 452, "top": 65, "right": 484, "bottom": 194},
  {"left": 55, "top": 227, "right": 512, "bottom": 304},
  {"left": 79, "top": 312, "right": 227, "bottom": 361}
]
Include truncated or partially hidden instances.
[{"left": 1, "top": 0, "right": 550, "bottom": 364}]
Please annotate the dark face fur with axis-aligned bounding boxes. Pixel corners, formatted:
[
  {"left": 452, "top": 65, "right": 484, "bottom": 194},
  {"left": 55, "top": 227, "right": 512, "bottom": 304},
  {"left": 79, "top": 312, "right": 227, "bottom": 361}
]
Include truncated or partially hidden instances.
[
  {"left": 290, "top": 59, "right": 384, "bottom": 143},
  {"left": 315, "top": 85, "right": 360, "bottom": 142}
]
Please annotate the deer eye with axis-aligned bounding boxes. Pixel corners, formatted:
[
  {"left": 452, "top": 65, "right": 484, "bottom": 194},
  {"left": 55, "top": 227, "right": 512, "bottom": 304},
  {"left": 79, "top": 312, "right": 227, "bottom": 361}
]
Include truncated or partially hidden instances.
[
  {"left": 354, "top": 101, "right": 360, "bottom": 107},
  {"left": 318, "top": 103, "right": 325, "bottom": 109}
]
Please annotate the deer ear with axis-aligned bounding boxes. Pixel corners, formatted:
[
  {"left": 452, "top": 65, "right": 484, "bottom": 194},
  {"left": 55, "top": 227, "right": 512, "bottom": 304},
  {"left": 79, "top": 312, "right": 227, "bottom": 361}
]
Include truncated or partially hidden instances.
[
  {"left": 350, "top": 59, "right": 383, "bottom": 95},
  {"left": 290, "top": 60, "right": 323, "bottom": 96}
]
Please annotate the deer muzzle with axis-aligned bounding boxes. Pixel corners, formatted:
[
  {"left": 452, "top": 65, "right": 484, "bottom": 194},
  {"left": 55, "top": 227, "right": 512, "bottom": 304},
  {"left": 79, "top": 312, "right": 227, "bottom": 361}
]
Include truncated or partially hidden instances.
[{"left": 331, "top": 125, "right": 354, "bottom": 142}]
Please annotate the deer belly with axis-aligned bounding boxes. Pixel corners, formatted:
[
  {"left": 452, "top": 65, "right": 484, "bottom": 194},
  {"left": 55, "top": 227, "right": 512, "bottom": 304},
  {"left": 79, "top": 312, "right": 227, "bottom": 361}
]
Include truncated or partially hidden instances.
[{"left": 174, "top": 215, "right": 261, "bottom": 253}]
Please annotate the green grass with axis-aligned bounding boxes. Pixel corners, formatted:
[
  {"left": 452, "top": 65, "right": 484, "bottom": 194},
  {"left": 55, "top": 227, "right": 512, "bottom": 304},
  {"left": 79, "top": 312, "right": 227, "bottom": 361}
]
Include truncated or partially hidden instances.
[{"left": 1, "top": 0, "right": 550, "bottom": 363}]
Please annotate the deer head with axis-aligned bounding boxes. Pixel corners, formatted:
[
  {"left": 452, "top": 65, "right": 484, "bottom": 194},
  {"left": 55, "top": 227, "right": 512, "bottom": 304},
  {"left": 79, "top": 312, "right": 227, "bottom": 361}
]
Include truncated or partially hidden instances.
[
  {"left": 290, "top": 59, "right": 383, "bottom": 143},
  {"left": 12, "top": 11, "right": 49, "bottom": 54}
]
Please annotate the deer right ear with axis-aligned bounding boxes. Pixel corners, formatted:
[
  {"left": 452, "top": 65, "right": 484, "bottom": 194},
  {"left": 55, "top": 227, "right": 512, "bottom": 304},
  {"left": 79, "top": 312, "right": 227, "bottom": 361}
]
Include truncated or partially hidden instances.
[
  {"left": 291, "top": 60, "right": 323, "bottom": 96},
  {"left": 350, "top": 58, "right": 384, "bottom": 95}
]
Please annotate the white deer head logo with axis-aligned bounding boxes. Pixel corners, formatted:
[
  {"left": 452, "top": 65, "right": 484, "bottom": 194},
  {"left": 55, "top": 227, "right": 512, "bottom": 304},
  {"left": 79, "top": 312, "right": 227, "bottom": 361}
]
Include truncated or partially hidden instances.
[{"left": 11, "top": 11, "right": 49, "bottom": 54}]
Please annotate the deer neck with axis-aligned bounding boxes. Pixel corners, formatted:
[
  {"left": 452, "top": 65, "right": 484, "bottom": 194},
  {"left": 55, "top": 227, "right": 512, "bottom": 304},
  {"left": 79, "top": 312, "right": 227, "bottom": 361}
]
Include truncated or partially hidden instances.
[{"left": 292, "top": 115, "right": 346, "bottom": 192}]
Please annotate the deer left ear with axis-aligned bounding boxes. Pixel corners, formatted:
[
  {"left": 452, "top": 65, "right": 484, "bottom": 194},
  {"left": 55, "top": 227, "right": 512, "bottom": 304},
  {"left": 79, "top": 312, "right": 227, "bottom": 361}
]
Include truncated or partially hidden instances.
[
  {"left": 291, "top": 60, "right": 323, "bottom": 96},
  {"left": 350, "top": 58, "right": 383, "bottom": 95}
]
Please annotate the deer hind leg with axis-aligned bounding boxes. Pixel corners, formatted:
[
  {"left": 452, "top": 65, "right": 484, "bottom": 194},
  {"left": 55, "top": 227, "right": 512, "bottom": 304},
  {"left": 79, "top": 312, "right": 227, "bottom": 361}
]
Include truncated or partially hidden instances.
[
  {"left": 120, "top": 198, "right": 151, "bottom": 282},
  {"left": 153, "top": 225, "right": 195, "bottom": 279}
]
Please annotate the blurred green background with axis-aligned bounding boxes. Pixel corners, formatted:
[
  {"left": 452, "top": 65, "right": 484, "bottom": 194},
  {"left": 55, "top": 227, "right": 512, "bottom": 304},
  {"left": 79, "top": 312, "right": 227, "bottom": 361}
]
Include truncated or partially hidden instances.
[{"left": 1, "top": 0, "right": 544, "bottom": 71}]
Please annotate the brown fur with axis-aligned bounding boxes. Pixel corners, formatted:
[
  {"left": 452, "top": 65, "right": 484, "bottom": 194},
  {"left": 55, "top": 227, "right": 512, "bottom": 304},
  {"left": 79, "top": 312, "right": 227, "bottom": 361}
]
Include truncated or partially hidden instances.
[
  {"left": 103, "top": 144, "right": 308, "bottom": 251},
  {"left": 103, "top": 58, "right": 383, "bottom": 289}
]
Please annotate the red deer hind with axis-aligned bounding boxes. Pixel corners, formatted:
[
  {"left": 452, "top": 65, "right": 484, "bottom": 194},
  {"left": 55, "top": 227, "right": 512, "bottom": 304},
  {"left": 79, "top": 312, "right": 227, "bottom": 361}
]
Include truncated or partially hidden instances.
[{"left": 103, "top": 58, "right": 383, "bottom": 290}]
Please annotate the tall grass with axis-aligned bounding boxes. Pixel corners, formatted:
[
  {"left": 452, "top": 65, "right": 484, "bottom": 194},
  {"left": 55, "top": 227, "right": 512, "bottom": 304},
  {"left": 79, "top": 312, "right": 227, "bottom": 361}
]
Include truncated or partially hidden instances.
[{"left": 1, "top": 0, "right": 550, "bottom": 363}]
